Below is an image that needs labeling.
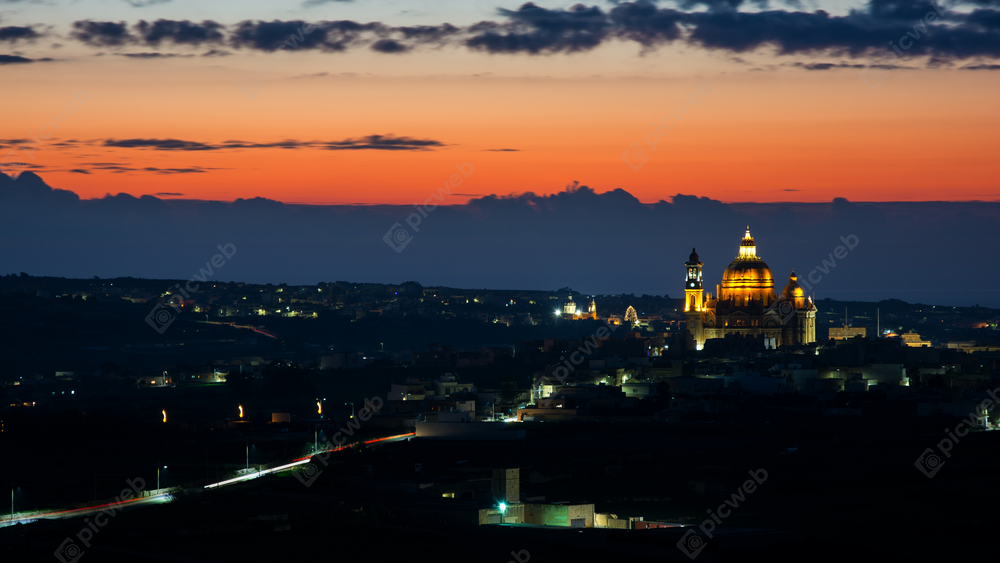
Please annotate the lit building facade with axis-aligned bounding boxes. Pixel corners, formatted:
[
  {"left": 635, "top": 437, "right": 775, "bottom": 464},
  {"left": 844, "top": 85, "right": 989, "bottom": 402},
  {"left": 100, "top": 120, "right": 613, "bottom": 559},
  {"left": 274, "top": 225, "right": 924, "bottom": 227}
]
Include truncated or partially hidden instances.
[
  {"left": 562, "top": 296, "right": 599, "bottom": 320},
  {"left": 685, "top": 228, "right": 817, "bottom": 349}
]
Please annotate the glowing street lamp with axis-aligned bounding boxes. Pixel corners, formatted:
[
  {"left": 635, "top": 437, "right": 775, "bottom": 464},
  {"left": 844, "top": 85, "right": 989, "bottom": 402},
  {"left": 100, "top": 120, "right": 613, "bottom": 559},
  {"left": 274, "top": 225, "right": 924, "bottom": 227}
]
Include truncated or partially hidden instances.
[
  {"left": 238, "top": 404, "right": 243, "bottom": 419},
  {"left": 162, "top": 410, "right": 167, "bottom": 423},
  {"left": 498, "top": 502, "right": 507, "bottom": 524}
]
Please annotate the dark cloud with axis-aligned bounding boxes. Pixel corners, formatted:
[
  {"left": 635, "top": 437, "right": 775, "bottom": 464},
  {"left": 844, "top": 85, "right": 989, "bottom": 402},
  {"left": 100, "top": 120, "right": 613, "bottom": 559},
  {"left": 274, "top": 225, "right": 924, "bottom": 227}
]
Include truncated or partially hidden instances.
[
  {"left": 483, "top": 148, "right": 521, "bottom": 151},
  {"left": 791, "top": 61, "right": 867, "bottom": 69},
  {"left": 71, "top": 20, "right": 134, "bottom": 47},
  {"left": 960, "top": 62, "right": 1000, "bottom": 68},
  {"left": 467, "top": 3, "right": 613, "bottom": 54},
  {"left": 89, "top": 165, "right": 138, "bottom": 172},
  {"left": 98, "top": 136, "right": 445, "bottom": 152},
  {"left": 118, "top": 52, "right": 194, "bottom": 58},
  {"left": 0, "top": 54, "right": 51, "bottom": 64},
  {"left": 156, "top": 192, "right": 184, "bottom": 196},
  {"left": 230, "top": 20, "right": 375, "bottom": 52},
  {"left": 463, "top": 0, "right": 999, "bottom": 59},
  {"left": 691, "top": 10, "right": 869, "bottom": 55},
  {"left": 680, "top": 1, "right": 1000, "bottom": 59},
  {"left": 71, "top": 19, "right": 226, "bottom": 48},
  {"left": 966, "top": 8, "right": 1000, "bottom": 30},
  {"left": 70, "top": 163, "right": 215, "bottom": 175},
  {"left": 62, "top": 2, "right": 1000, "bottom": 62},
  {"left": 219, "top": 140, "right": 327, "bottom": 149},
  {"left": 0, "top": 26, "right": 42, "bottom": 42},
  {"left": 104, "top": 139, "right": 218, "bottom": 151},
  {"left": 135, "top": 19, "right": 225, "bottom": 46},
  {"left": 143, "top": 167, "right": 208, "bottom": 174},
  {"left": 608, "top": 2, "right": 685, "bottom": 48},
  {"left": 371, "top": 38, "right": 408, "bottom": 53},
  {"left": 366, "top": 24, "right": 461, "bottom": 52},
  {"left": 861, "top": 0, "right": 945, "bottom": 22},
  {"left": 201, "top": 49, "right": 231, "bottom": 57},
  {"left": 394, "top": 24, "right": 461, "bottom": 42},
  {"left": 318, "top": 135, "right": 445, "bottom": 151}
]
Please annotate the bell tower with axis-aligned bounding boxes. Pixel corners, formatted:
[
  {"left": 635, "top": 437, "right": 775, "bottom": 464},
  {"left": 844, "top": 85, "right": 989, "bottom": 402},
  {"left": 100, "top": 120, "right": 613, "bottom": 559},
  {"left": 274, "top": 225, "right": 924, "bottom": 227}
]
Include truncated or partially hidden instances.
[
  {"left": 684, "top": 248, "right": 704, "bottom": 312},
  {"left": 685, "top": 248, "right": 704, "bottom": 348}
]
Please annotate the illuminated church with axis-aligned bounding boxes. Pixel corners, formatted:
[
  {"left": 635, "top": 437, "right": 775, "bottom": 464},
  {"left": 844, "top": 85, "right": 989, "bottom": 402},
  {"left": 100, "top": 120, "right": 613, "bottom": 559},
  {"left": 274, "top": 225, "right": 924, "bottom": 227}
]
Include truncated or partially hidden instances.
[{"left": 684, "top": 228, "right": 816, "bottom": 349}]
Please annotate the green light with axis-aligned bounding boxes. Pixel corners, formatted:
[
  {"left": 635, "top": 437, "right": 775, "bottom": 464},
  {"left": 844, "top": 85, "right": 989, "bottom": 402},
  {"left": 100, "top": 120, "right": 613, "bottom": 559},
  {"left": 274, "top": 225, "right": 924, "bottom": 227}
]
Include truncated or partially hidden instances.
[{"left": 499, "top": 502, "right": 507, "bottom": 512}]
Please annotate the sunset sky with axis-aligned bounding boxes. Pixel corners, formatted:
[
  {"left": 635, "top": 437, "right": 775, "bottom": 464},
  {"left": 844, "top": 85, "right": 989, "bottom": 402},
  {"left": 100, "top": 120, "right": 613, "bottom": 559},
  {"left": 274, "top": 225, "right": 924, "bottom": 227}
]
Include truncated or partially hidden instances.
[{"left": 2, "top": 0, "right": 998, "bottom": 205}]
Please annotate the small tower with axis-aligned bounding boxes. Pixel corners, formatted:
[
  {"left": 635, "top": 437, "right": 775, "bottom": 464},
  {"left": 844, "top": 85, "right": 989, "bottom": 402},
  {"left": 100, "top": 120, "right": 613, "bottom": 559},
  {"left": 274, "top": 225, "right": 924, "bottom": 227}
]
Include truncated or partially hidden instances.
[
  {"left": 588, "top": 297, "right": 597, "bottom": 319},
  {"left": 685, "top": 248, "right": 705, "bottom": 349},
  {"left": 684, "top": 248, "right": 704, "bottom": 312}
]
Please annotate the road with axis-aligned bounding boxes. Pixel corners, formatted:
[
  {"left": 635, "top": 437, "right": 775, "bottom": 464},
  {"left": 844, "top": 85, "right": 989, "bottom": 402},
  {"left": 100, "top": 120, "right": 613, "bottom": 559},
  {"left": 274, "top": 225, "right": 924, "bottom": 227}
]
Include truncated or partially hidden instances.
[{"left": 1, "top": 432, "right": 415, "bottom": 528}]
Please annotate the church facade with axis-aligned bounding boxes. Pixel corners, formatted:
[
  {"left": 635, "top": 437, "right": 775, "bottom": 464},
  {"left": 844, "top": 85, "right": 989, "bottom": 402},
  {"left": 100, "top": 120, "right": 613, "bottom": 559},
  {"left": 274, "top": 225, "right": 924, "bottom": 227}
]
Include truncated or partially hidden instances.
[{"left": 684, "top": 228, "right": 817, "bottom": 349}]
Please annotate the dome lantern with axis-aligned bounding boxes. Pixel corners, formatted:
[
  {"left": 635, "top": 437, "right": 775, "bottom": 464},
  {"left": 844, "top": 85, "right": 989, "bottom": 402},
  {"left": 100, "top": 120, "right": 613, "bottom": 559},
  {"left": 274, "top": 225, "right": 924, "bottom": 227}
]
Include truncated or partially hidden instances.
[
  {"left": 720, "top": 227, "right": 775, "bottom": 303},
  {"left": 737, "top": 226, "right": 758, "bottom": 260}
]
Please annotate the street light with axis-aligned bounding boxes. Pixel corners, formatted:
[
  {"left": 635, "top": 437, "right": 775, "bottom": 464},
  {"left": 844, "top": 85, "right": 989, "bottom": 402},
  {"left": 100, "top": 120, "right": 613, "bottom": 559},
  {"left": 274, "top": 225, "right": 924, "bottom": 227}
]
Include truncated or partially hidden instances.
[
  {"left": 238, "top": 404, "right": 243, "bottom": 419},
  {"left": 345, "top": 402, "right": 354, "bottom": 419},
  {"left": 9, "top": 485, "right": 21, "bottom": 524},
  {"left": 162, "top": 410, "right": 167, "bottom": 423}
]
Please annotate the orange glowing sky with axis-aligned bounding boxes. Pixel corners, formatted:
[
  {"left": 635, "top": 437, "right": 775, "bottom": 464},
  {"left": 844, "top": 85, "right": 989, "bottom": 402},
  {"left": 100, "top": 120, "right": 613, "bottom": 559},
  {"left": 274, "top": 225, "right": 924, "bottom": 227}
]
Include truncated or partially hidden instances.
[{"left": 3, "top": 5, "right": 999, "bottom": 205}]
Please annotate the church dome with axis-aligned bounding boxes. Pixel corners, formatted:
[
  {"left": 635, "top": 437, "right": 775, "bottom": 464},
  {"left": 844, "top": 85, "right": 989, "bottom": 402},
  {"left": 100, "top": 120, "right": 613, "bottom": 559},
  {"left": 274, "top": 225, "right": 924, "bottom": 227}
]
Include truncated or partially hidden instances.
[
  {"left": 782, "top": 270, "right": 805, "bottom": 301},
  {"left": 719, "top": 227, "right": 776, "bottom": 302},
  {"left": 781, "top": 270, "right": 809, "bottom": 310}
]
